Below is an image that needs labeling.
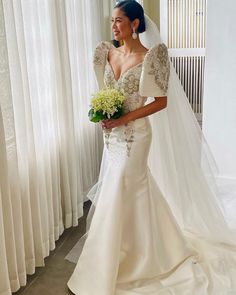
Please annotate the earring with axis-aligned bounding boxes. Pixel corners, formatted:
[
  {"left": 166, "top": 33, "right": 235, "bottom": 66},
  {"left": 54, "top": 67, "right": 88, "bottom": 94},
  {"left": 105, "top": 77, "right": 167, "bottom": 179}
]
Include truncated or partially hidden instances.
[{"left": 132, "top": 27, "right": 138, "bottom": 40}]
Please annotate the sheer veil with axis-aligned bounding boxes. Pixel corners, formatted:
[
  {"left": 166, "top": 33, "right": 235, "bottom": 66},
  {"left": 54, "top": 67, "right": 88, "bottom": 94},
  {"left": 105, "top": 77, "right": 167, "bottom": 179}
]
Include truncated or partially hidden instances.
[
  {"left": 141, "top": 15, "right": 236, "bottom": 247},
  {"left": 66, "top": 14, "right": 236, "bottom": 266}
]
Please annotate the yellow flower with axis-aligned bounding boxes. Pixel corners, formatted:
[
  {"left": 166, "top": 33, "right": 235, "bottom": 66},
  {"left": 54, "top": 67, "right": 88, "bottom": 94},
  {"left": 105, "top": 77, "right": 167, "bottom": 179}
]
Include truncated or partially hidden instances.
[{"left": 90, "top": 88, "right": 125, "bottom": 118}]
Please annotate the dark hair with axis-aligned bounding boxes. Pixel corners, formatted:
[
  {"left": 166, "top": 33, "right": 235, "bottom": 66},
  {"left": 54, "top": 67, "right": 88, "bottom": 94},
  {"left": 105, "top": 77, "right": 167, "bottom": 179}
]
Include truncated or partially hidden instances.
[{"left": 114, "top": 0, "right": 146, "bottom": 33}]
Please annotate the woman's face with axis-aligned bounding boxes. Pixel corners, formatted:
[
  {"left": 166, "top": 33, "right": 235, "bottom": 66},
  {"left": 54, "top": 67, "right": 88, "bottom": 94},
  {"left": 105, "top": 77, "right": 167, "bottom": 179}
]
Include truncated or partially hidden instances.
[{"left": 111, "top": 8, "right": 134, "bottom": 41}]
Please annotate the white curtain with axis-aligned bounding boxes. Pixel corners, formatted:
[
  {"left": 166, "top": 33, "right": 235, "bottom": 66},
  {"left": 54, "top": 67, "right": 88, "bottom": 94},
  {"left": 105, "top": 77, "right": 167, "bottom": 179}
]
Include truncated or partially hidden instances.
[{"left": 0, "top": 0, "right": 105, "bottom": 294}]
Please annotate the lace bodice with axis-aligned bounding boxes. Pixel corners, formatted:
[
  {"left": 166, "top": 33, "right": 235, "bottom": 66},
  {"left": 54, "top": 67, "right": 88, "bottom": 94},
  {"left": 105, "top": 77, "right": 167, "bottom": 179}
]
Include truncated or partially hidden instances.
[
  {"left": 93, "top": 41, "right": 170, "bottom": 156},
  {"left": 104, "top": 58, "right": 147, "bottom": 114},
  {"left": 93, "top": 41, "right": 170, "bottom": 107}
]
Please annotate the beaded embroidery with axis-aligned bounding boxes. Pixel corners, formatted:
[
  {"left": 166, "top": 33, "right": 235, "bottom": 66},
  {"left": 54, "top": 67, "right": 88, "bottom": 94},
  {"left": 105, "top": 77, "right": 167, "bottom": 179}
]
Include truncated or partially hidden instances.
[
  {"left": 93, "top": 41, "right": 113, "bottom": 66},
  {"left": 147, "top": 43, "right": 170, "bottom": 93},
  {"left": 124, "top": 122, "right": 135, "bottom": 157},
  {"left": 104, "top": 63, "right": 143, "bottom": 156},
  {"left": 104, "top": 128, "right": 112, "bottom": 149},
  {"left": 93, "top": 42, "right": 170, "bottom": 157},
  {"left": 122, "top": 72, "right": 140, "bottom": 95}
]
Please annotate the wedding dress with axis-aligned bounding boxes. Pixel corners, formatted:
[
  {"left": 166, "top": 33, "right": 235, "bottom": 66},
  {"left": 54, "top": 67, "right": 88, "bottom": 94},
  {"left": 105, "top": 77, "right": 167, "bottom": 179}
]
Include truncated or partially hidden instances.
[{"left": 67, "top": 17, "right": 236, "bottom": 295}]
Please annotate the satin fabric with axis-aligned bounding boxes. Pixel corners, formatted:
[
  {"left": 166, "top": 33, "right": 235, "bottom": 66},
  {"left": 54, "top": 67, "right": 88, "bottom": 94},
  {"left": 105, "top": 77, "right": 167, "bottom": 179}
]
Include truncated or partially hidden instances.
[{"left": 67, "top": 115, "right": 204, "bottom": 294}]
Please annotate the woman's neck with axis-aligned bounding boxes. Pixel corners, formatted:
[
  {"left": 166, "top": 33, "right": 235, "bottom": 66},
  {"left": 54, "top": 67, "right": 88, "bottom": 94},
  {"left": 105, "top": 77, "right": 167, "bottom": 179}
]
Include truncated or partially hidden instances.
[{"left": 121, "top": 37, "right": 145, "bottom": 54}]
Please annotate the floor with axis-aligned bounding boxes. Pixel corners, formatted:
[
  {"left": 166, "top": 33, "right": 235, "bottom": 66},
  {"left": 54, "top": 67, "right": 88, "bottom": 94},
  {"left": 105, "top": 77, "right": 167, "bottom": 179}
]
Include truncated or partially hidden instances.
[{"left": 14, "top": 201, "right": 91, "bottom": 295}]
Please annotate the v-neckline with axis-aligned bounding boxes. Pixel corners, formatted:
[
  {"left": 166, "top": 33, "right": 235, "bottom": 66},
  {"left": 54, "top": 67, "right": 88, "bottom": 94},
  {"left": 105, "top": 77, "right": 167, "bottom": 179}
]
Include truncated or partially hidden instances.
[
  {"left": 105, "top": 45, "right": 150, "bottom": 82},
  {"left": 106, "top": 59, "right": 143, "bottom": 82}
]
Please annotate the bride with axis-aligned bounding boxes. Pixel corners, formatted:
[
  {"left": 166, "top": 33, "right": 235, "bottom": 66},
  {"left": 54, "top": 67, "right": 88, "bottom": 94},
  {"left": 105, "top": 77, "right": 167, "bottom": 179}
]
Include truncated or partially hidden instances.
[{"left": 67, "top": 1, "right": 236, "bottom": 294}]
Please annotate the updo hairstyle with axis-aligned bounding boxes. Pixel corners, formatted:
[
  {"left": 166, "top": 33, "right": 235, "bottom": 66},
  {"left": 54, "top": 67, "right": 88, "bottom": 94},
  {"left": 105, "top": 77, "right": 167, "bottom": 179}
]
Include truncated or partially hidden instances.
[{"left": 114, "top": 0, "right": 146, "bottom": 33}]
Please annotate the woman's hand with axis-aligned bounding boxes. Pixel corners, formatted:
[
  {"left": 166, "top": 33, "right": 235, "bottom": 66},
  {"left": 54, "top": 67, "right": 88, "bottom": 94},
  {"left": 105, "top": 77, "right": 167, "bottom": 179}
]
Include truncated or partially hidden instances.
[
  {"left": 101, "top": 114, "right": 130, "bottom": 130},
  {"left": 101, "top": 96, "right": 167, "bottom": 130}
]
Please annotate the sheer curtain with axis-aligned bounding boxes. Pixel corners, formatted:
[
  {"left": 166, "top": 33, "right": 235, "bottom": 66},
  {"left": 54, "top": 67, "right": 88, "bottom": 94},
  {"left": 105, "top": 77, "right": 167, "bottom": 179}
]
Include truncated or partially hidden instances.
[{"left": 0, "top": 0, "right": 105, "bottom": 294}]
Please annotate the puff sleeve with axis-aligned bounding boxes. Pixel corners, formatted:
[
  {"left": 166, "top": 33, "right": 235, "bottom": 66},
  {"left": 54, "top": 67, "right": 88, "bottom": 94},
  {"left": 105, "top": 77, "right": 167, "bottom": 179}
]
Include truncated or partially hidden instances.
[
  {"left": 93, "top": 41, "right": 114, "bottom": 89},
  {"left": 139, "top": 43, "right": 170, "bottom": 98}
]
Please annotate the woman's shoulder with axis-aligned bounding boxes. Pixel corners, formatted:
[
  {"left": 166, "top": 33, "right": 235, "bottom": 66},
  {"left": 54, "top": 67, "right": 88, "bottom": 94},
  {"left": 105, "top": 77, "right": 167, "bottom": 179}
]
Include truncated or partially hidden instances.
[
  {"left": 144, "top": 43, "right": 169, "bottom": 65},
  {"left": 95, "top": 41, "right": 114, "bottom": 51},
  {"left": 93, "top": 41, "right": 114, "bottom": 67},
  {"left": 140, "top": 43, "right": 170, "bottom": 97}
]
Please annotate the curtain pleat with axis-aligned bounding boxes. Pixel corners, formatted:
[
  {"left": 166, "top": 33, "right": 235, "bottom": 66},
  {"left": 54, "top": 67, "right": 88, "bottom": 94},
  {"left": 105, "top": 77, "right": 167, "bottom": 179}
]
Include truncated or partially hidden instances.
[{"left": 0, "top": 0, "right": 105, "bottom": 293}]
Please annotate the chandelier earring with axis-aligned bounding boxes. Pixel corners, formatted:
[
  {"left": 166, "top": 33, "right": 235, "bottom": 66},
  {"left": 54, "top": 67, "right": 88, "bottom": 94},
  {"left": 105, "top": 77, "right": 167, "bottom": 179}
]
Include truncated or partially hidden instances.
[{"left": 132, "top": 27, "right": 138, "bottom": 40}]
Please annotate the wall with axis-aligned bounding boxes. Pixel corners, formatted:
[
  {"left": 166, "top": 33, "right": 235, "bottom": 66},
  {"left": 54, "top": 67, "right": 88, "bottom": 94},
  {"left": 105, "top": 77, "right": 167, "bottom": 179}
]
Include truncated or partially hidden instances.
[
  {"left": 203, "top": 0, "right": 236, "bottom": 184},
  {"left": 143, "top": 0, "right": 160, "bottom": 29}
]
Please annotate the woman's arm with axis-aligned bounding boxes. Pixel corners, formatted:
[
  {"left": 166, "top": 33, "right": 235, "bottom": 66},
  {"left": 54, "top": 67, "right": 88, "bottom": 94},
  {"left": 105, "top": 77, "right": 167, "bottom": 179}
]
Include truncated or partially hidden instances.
[{"left": 102, "top": 96, "right": 167, "bottom": 129}]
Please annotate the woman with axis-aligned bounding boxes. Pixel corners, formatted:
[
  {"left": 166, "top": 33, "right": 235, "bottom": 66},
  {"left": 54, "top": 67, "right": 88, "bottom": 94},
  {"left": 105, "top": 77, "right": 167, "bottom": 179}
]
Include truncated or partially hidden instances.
[{"left": 67, "top": 1, "right": 236, "bottom": 294}]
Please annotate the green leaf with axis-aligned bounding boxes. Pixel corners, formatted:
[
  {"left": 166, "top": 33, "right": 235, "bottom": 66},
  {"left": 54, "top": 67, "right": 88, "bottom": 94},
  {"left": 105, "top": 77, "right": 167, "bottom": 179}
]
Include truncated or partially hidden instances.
[
  {"left": 111, "top": 106, "right": 124, "bottom": 119},
  {"left": 88, "top": 109, "right": 106, "bottom": 123}
]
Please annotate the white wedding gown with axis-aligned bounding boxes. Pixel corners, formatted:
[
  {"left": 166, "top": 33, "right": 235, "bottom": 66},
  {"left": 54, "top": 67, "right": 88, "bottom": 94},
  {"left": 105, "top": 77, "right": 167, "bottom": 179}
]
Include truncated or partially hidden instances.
[{"left": 67, "top": 42, "right": 236, "bottom": 295}]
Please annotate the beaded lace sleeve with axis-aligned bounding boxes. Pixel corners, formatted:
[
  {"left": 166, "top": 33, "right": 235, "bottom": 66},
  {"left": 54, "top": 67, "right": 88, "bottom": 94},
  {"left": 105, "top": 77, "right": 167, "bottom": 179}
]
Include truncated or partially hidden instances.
[
  {"left": 139, "top": 43, "right": 170, "bottom": 98},
  {"left": 93, "top": 41, "right": 114, "bottom": 89}
]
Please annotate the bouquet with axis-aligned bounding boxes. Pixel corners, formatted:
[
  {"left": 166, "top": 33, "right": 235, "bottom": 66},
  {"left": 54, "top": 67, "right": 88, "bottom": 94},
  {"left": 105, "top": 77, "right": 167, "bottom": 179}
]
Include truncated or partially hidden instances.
[{"left": 88, "top": 88, "right": 125, "bottom": 123}]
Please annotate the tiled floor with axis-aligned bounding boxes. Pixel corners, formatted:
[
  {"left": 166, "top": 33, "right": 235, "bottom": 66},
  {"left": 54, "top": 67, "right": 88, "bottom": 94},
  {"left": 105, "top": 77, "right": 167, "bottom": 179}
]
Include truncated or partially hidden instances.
[{"left": 14, "top": 201, "right": 91, "bottom": 295}]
